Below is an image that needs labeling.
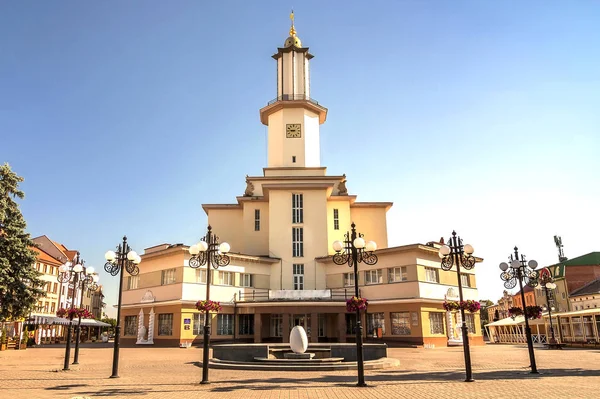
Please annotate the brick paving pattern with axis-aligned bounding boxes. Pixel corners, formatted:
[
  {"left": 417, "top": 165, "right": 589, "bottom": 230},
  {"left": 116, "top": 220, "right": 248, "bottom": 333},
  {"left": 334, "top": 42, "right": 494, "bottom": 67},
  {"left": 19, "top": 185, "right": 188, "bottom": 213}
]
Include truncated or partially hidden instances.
[{"left": 1, "top": 344, "right": 599, "bottom": 398}]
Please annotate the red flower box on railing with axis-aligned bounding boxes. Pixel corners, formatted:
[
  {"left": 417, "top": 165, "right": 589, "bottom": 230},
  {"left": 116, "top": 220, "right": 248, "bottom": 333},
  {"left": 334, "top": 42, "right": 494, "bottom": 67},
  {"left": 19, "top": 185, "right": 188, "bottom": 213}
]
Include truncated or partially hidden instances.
[
  {"left": 346, "top": 296, "right": 368, "bottom": 313},
  {"left": 443, "top": 300, "right": 481, "bottom": 313},
  {"left": 56, "top": 307, "right": 94, "bottom": 320},
  {"left": 195, "top": 299, "right": 222, "bottom": 313}
]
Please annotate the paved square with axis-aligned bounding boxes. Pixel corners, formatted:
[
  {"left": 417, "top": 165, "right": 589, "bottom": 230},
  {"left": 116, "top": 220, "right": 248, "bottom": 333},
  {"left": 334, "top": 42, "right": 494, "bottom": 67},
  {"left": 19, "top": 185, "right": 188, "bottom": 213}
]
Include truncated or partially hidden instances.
[{"left": 1, "top": 344, "right": 599, "bottom": 398}]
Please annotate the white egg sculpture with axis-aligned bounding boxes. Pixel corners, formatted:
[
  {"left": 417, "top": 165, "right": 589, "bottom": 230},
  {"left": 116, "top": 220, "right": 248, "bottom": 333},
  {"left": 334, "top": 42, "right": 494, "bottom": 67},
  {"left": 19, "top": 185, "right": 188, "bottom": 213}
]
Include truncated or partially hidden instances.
[{"left": 289, "top": 325, "right": 308, "bottom": 354}]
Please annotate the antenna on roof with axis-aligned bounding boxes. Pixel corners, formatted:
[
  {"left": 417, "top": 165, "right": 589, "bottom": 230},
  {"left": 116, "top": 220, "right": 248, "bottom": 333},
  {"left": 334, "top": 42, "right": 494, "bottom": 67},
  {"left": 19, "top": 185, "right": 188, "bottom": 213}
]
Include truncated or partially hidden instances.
[{"left": 554, "top": 235, "right": 568, "bottom": 262}]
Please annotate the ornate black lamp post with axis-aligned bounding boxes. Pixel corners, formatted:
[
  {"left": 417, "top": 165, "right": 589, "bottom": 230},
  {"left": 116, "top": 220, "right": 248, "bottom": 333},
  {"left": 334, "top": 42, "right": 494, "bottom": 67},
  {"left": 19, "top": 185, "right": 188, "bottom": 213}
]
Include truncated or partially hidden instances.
[
  {"left": 438, "top": 231, "right": 476, "bottom": 382},
  {"left": 72, "top": 269, "right": 100, "bottom": 364},
  {"left": 499, "top": 246, "right": 539, "bottom": 374},
  {"left": 57, "top": 252, "right": 85, "bottom": 371},
  {"left": 332, "top": 222, "right": 378, "bottom": 387},
  {"left": 188, "top": 226, "right": 231, "bottom": 385},
  {"left": 104, "top": 236, "right": 141, "bottom": 378},
  {"left": 537, "top": 269, "right": 559, "bottom": 348}
]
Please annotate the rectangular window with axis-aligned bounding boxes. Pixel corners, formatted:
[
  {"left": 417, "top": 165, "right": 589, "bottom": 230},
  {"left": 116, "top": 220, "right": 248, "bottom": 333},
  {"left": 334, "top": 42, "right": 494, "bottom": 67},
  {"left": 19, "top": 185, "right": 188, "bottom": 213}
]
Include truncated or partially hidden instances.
[
  {"left": 425, "top": 267, "right": 439, "bottom": 283},
  {"left": 52, "top": 282, "right": 58, "bottom": 294},
  {"left": 389, "top": 266, "right": 408, "bottom": 283},
  {"left": 218, "top": 271, "right": 234, "bottom": 286},
  {"left": 465, "top": 313, "right": 476, "bottom": 334},
  {"left": 367, "top": 312, "right": 385, "bottom": 336},
  {"left": 193, "top": 313, "right": 205, "bottom": 335},
  {"left": 125, "top": 315, "right": 138, "bottom": 336},
  {"left": 292, "top": 227, "right": 304, "bottom": 257},
  {"left": 333, "top": 209, "right": 339, "bottom": 230},
  {"left": 460, "top": 274, "right": 470, "bottom": 288},
  {"left": 345, "top": 313, "right": 357, "bottom": 334},
  {"left": 127, "top": 275, "right": 139, "bottom": 290},
  {"left": 196, "top": 269, "right": 207, "bottom": 284},
  {"left": 254, "top": 209, "right": 260, "bottom": 231},
  {"left": 318, "top": 314, "right": 326, "bottom": 337},
  {"left": 429, "top": 312, "right": 444, "bottom": 334},
  {"left": 292, "top": 193, "right": 304, "bottom": 224},
  {"left": 217, "top": 314, "right": 234, "bottom": 335},
  {"left": 270, "top": 314, "right": 283, "bottom": 337},
  {"left": 293, "top": 264, "right": 304, "bottom": 290},
  {"left": 50, "top": 302, "right": 56, "bottom": 313},
  {"left": 44, "top": 264, "right": 48, "bottom": 274},
  {"left": 343, "top": 272, "right": 355, "bottom": 287},
  {"left": 391, "top": 312, "right": 411, "bottom": 335},
  {"left": 239, "top": 314, "right": 254, "bottom": 335},
  {"left": 161, "top": 268, "right": 176, "bottom": 285},
  {"left": 240, "top": 273, "right": 253, "bottom": 287},
  {"left": 365, "top": 269, "right": 383, "bottom": 285},
  {"left": 158, "top": 314, "right": 173, "bottom": 336}
]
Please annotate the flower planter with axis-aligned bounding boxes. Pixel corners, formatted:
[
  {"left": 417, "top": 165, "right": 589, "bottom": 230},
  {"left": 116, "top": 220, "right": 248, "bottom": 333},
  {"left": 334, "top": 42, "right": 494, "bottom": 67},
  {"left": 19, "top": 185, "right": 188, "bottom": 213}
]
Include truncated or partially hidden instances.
[
  {"left": 346, "top": 297, "right": 368, "bottom": 313},
  {"left": 0, "top": 343, "right": 7, "bottom": 351}
]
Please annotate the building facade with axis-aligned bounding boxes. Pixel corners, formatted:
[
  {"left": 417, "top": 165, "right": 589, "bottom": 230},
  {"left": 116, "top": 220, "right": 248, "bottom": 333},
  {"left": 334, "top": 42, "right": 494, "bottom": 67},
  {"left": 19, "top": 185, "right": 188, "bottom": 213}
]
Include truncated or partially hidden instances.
[{"left": 119, "top": 20, "right": 484, "bottom": 348}]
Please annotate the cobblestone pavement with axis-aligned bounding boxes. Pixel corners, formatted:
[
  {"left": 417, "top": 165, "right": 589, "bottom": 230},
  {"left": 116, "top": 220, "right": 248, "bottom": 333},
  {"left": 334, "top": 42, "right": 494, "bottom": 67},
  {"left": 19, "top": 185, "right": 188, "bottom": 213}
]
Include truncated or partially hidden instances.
[{"left": 1, "top": 344, "right": 599, "bottom": 398}]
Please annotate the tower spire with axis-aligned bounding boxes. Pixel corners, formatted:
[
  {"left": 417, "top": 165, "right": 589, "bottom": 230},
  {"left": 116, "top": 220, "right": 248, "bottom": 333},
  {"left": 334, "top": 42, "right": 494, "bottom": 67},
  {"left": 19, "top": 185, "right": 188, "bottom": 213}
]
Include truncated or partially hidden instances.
[{"left": 289, "top": 10, "right": 296, "bottom": 36}]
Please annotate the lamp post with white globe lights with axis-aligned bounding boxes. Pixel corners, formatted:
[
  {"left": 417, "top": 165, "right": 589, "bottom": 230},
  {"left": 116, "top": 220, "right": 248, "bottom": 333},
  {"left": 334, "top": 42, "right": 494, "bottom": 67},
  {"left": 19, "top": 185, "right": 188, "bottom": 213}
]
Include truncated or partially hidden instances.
[
  {"left": 537, "top": 269, "right": 559, "bottom": 347},
  {"left": 331, "top": 222, "right": 378, "bottom": 387},
  {"left": 72, "top": 267, "right": 100, "bottom": 365},
  {"left": 438, "top": 231, "right": 476, "bottom": 382},
  {"left": 499, "top": 246, "right": 539, "bottom": 374},
  {"left": 104, "top": 236, "right": 141, "bottom": 378},
  {"left": 57, "top": 252, "right": 85, "bottom": 371},
  {"left": 188, "top": 225, "right": 231, "bottom": 385}
]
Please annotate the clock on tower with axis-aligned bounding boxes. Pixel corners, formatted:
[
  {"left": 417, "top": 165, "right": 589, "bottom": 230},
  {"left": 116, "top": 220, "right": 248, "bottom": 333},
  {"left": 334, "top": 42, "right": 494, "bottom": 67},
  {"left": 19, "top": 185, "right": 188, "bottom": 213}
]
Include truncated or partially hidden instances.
[{"left": 286, "top": 124, "right": 302, "bottom": 138}]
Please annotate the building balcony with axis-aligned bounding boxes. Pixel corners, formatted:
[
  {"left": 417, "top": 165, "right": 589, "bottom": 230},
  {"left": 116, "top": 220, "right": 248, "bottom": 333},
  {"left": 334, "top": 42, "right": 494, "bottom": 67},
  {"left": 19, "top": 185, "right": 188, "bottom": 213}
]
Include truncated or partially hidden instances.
[
  {"left": 266, "top": 94, "right": 320, "bottom": 106},
  {"left": 237, "top": 288, "right": 355, "bottom": 302}
]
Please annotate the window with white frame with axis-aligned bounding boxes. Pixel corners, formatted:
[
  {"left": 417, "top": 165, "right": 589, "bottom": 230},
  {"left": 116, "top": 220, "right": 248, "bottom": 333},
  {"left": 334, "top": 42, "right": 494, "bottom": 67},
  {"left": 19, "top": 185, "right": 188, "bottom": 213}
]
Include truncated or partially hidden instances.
[
  {"left": 391, "top": 312, "right": 411, "bottom": 335},
  {"left": 292, "top": 227, "right": 304, "bottom": 257},
  {"left": 292, "top": 194, "right": 304, "bottom": 224},
  {"left": 270, "top": 314, "right": 283, "bottom": 337},
  {"left": 365, "top": 269, "right": 383, "bottom": 285},
  {"left": 158, "top": 313, "right": 173, "bottom": 336},
  {"left": 343, "top": 272, "right": 355, "bottom": 287},
  {"left": 345, "top": 313, "right": 357, "bottom": 334},
  {"left": 196, "top": 269, "right": 207, "bottom": 283},
  {"left": 254, "top": 209, "right": 260, "bottom": 231},
  {"left": 293, "top": 264, "right": 304, "bottom": 290},
  {"left": 161, "top": 268, "right": 176, "bottom": 285},
  {"left": 217, "top": 314, "right": 234, "bottom": 335},
  {"left": 193, "top": 313, "right": 205, "bottom": 335},
  {"left": 465, "top": 313, "right": 476, "bottom": 334},
  {"left": 240, "top": 273, "right": 253, "bottom": 287},
  {"left": 460, "top": 273, "right": 470, "bottom": 288},
  {"left": 425, "top": 267, "right": 439, "bottom": 283},
  {"left": 239, "top": 314, "right": 254, "bottom": 335},
  {"left": 333, "top": 209, "right": 339, "bottom": 230},
  {"left": 218, "top": 271, "right": 234, "bottom": 286},
  {"left": 367, "top": 312, "right": 385, "bottom": 335},
  {"left": 127, "top": 275, "right": 139, "bottom": 290},
  {"left": 389, "top": 266, "right": 408, "bottom": 282},
  {"left": 429, "top": 312, "right": 444, "bottom": 334},
  {"left": 125, "top": 315, "right": 138, "bottom": 336}
]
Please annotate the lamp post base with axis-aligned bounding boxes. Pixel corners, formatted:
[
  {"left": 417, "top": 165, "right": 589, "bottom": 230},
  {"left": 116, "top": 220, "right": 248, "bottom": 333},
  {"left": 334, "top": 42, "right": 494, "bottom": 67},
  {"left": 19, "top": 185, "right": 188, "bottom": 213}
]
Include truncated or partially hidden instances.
[
  {"left": 465, "top": 378, "right": 475, "bottom": 382},
  {"left": 109, "top": 375, "right": 120, "bottom": 379},
  {"left": 356, "top": 382, "right": 367, "bottom": 387},
  {"left": 200, "top": 381, "right": 210, "bottom": 385}
]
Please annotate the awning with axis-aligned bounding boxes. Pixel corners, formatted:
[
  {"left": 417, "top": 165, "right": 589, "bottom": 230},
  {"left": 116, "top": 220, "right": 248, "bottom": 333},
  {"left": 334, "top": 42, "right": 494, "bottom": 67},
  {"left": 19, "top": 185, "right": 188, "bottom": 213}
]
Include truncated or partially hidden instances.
[
  {"left": 545, "top": 308, "right": 600, "bottom": 318},
  {"left": 485, "top": 314, "right": 547, "bottom": 327},
  {"left": 26, "top": 316, "right": 110, "bottom": 327}
]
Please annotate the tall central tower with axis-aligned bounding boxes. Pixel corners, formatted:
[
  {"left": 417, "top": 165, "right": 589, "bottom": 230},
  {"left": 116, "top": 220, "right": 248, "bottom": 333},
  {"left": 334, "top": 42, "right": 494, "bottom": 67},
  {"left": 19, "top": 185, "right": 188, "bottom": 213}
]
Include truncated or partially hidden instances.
[{"left": 259, "top": 13, "right": 328, "bottom": 169}]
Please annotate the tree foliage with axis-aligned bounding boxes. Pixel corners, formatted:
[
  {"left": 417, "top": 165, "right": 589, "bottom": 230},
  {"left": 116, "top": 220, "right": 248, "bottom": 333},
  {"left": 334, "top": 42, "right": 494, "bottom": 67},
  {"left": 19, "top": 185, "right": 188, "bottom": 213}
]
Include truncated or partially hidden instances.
[{"left": 0, "top": 163, "right": 44, "bottom": 321}]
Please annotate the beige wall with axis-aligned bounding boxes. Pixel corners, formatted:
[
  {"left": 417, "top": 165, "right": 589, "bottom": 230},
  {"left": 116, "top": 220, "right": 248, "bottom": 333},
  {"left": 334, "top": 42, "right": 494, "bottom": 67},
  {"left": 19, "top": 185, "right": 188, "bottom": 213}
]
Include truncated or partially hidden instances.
[
  {"left": 350, "top": 206, "right": 389, "bottom": 249},
  {"left": 267, "top": 107, "right": 321, "bottom": 168},
  {"left": 207, "top": 208, "right": 244, "bottom": 253},
  {"left": 242, "top": 201, "right": 269, "bottom": 255}
]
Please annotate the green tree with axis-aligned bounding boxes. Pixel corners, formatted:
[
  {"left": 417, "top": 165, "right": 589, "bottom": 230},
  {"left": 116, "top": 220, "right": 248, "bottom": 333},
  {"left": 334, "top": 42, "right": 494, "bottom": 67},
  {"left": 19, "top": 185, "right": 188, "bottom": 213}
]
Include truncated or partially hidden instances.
[
  {"left": 0, "top": 163, "right": 44, "bottom": 321},
  {"left": 101, "top": 317, "right": 117, "bottom": 333},
  {"left": 479, "top": 299, "right": 494, "bottom": 333}
]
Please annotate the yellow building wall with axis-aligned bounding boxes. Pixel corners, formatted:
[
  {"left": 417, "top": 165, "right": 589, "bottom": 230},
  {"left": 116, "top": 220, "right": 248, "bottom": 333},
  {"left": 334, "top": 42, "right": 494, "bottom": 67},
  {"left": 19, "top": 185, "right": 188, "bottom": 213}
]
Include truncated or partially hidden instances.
[
  {"left": 242, "top": 201, "right": 270, "bottom": 255},
  {"left": 326, "top": 200, "right": 352, "bottom": 255},
  {"left": 350, "top": 207, "right": 389, "bottom": 249},
  {"left": 206, "top": 208, "right": 244, "bottom": 254}
]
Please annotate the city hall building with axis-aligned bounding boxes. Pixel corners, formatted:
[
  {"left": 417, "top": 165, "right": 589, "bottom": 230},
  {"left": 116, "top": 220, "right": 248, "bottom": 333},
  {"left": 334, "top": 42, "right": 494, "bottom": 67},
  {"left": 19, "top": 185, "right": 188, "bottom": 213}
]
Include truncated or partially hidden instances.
[{"left": 119, "top": 20, "right": 484, "bottom": 348}]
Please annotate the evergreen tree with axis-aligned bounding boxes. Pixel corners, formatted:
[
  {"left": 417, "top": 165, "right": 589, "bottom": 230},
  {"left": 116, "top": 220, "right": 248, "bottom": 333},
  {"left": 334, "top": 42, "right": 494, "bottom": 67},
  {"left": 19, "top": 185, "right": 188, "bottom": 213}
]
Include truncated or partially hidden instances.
[{"left": 0, "top": 163, "right": 44, "bottom": 321}]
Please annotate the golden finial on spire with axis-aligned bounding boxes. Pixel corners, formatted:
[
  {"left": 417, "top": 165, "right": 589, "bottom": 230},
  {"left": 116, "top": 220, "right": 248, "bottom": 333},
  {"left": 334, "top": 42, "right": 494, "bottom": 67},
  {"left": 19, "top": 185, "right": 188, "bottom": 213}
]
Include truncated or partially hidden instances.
[{"left": 289, "top": 9, "right": 296, "bottom": 36}]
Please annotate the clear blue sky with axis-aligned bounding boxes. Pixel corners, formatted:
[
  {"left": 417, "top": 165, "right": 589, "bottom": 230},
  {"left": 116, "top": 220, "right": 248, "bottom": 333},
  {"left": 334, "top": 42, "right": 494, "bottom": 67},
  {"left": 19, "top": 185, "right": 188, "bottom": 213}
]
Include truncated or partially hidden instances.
[{"left": 2, "top": 1, "right": 599, "bottom": 316}]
